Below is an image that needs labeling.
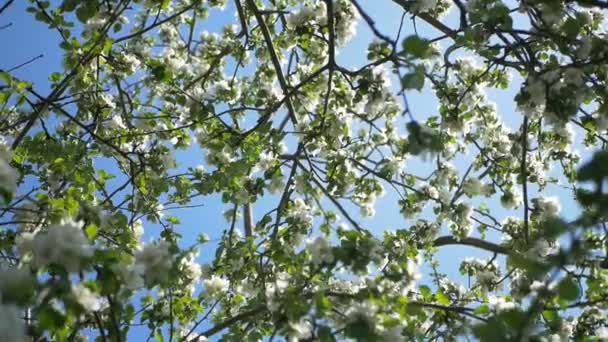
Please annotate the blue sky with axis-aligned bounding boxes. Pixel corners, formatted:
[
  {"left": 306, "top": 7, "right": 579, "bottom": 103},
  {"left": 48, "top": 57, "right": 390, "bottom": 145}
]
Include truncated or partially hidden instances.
[{"left": 0, "top": 0, "right": 589, "bottom": 340}]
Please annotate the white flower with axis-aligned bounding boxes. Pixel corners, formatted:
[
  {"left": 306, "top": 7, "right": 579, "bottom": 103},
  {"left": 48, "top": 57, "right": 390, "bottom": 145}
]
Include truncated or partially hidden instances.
[
  {"left": 193, "top": 165, "right": 206, "bottom": 178},
  {"left": 179, "top": 328, "right": 201, "bottom": 342},
  {"left": 334, "top": 0, "right": 358, "bottom": 45},
  {"left": 0, "top": 304, "right": 27, "bottom": 342},
  {"left": 288, "top": 319, "right": 312, "bottom": 341},
  {"left": 85, "top": 16, "right": 107, "bottom": 32},
  {"left": 501, "top": 189, "right": 523, "bottom": 209},
  {"left": 403, "top": 258, "right": 421, "bottom": 292},
  {"left": 286, "top": 6, "right": 315, "bottom": 29},
  {"left": 107, "top": 115, "right": 126, "bottom": 130},
  {"left": 275, "top": 272, "right": 290, "bottom": 292},
  {"left": 160, "top": 151, "right": 177, "bottom": 169},
  {"left": 596, "top": 115, "right": 608, "bottom": 132},
  {"left": 16, "top": 231, "right": 36, "bottom": 255},
  {"left": 450, "top": 202, "right": 473, "bottom": 239},
  {"left": 529, "top": 280, "right": 547, "bottom": 296},
  {"left": 361, "top": 204, "right": 376, "bottom": 217},
  {"left": 269, "top": 172, "right": 285, "bottom": 194},
  {"left": 154, "top": 203, "right": 165, "bottom": 219},
  {"left": 72, "top": 283, "right": 103, "bottom": 312},
  {"left": 384, "top": 157, "right": 404, "bottom": 176},
  {"left": 97, "top": 93, "right": 116, "bottom": 109},
  {"left": 112, "top": 262, "right": 145, "bottom": 290},
  {"left": 380, "top": 323, "right": 406, "bottom": 342},
  {"left": 528, "top": 239, "right": 560, "bottom": 261},
  {"left": 410, "top": 0, "right": 437, "bottom": 13},
  {"left": 0, "top": 148, "right": 18, "bottom": 198},
  {"left": 135, "top": 241, "right": 173, "bottom": 285},
  {"left": 487, "top": 295, "right": 515, "bottom": 312},
  {"left": 203, "top": 275, "right": 229, "bottom": 297},
  {"left": 122, "top": 53, "right": 141, "bottom": 74},
  {"left": 421, "top": 183, "right": 439, "bottom": 200},
  {"left": 596, "top": 327, "right": 608, "bottom": 339},
  {"left": 180, "top": 253, "right": 202, "bottom": 285},
  {"left": 288, "top": 199, "right": 313, "bottom": 225},
  {"left": 132, "top": 219, "right": 144, "bottom": 239},
  {"left": 345, "top": 300, "right": 378, "bottom": 324},
  {"left": 535, "top": 196, "right": 560, "bottom": 219},
  {"left": 305, "top": 236, "right": 334, "bottom": 266},
  {"left": 32, "top": 218, "right": 93, "bottom": 272},
  {"left": 555, "top": 124, "right": 575, "bottom": 147},
  {"left": 256, "top": 152, "right": 277, "bottom": 172},
  {"left": 463, "top": 178, "right": 491, "bottom": 197}
]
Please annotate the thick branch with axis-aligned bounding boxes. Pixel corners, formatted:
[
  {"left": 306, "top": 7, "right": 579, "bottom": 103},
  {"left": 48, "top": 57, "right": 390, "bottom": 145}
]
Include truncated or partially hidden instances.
[
  {"left": 193, "top": 306, "right": 264, "bottom": 340},
  {"left": 243, "top": 203, "right": 253, "bottom": 237},
  {"left": 433, "top": 236, "right": 510, "bottom": 255}
]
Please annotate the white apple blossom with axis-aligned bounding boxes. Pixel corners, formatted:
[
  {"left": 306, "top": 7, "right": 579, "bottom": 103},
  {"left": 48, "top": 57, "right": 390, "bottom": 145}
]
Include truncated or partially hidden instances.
[
  {"left": 535, "top": 196, "right": 561, "bottom": 220},
  {"left": 112, "top": 262, "right": 145, "bottom": 291},
  {"left": 305, "top": 236, "right": 334, "bottom": 266},
  {"left": 256, "top": 152, "right": 277, "bottom": 172},
  {"left": 488, "top": 295, "right": 516, "bottom": 312},
  {"left": 203, "top": 275, "right": 229, "bottom": 297},
  {"left": 71, "top": 283, "right": 104, "bottom": 312},
  {"left": 501, "top": 189, "right": 523, "bottom": 209},
  {"left": 180, "top": 252, "right": 202, "bottom": 290},
  {"left": 345, "top": 300, "right": 378, "bottom": 325},
  {"left": 31, "top": 218, "right": 93, "bottom": 272},
  {"left": 450, "top": 202, "right": 473, "bottom": 240},
  {"left": 135, "top": 241, "right": 174, "bottom": 286},
  {"left": 410, "top": 0, "right": 437, "bottom": 13},
  {"left": 0, "top": 145, "right": 18, "bottom": 198},
  {"left": 288, "top": 319, "right": 312, "bottom": 341},
  {"left": 107, "top": 115, "right": 126, "bottom": 130},
  {"left": 463, "top": 178, "right": 491, "bottom": 197},
  {"left": 287, "top": 199, "right": 313, "bottom": 225},
  {"left": 132, "top": 219, "right": 144, "bottom": 239},
  {"left": 596, "top": 327, "right": 608, "bottom": 339}
]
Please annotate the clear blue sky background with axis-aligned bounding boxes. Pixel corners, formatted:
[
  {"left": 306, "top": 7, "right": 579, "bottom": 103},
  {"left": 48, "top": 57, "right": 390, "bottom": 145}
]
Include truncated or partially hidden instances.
[{"left": 0, "top": 1, "right": 586, "bottom": 340}]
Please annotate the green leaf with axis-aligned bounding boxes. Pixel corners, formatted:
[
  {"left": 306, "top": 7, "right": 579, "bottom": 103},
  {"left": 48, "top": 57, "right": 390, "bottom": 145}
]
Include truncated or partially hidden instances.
[
  {"left": 542, "top": 310, "right": 557, "bottom": 321},
  {"left": 15, "top": 80, "right": 30, "bottom": 90},
  {"left": 49, "top": 72, "right": 62, "bottom": 82},
  {"left": 402, "top": 35, "right": 432, "bottom": 58},
  {"left": 154, "top": 329, "right": 164, "bottom": 342},
  {"left": 0, "top": 71, "right": 11, "bottom": 84},
  {"left": 419, "top": 285, "right": 431, "bottom": 299},
  {"left": 557, "top": 277, "right": 579, "bottom": 302},
  {"left": 401, "top": 66, "right": 425, "bottom": 91},
  {"left": 85, "top": 224, "right": 98, "bottom": 239},
  {"left": 0, "top": 92, "right": 8, "bottom": 105},
  {"left": 578, "top": 151, "right": 608, "bottom": 183},
  {"left": 75, "top": 3, "right": 97, "bottom": 23},
  {"left": 508, "top": 252, "right": 549, "bottom": 276},
  {"left": 474, "top": 304, "right": 490, "bottom": 315},
  {"left": 37, "top": 306, "right": 66, "bottom": 330},
  {"left": 61, "top": 0, "right": 80, "bottom": 12},
  {"left": 540, "top": 217, "right": 569, "bottom": 239},
  {"left": 436, "top": 291, "right": 450, "bottom": 305},
  {"left": 318, "top": 326, "right": 335, "bottom": 342}
]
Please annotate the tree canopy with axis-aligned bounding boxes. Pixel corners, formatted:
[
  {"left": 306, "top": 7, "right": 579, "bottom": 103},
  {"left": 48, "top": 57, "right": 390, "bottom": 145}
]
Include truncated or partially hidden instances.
[{"left": 1, "top": 0, "right": 608, "bottom": 340}]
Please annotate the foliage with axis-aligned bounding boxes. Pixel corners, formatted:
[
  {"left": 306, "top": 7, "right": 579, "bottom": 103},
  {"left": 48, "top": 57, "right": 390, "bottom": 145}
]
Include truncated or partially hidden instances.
[{"left": 1, "top": 0, "right": 608, "bottom": 340}]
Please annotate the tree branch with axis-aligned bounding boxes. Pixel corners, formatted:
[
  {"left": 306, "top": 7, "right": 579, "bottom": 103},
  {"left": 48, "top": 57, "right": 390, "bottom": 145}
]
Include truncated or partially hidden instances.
[
  {"left": 433, "top": 236, "right": 510, "bottom": 255},
  {"left": 193, "top": 306, "right": 264, "bottom": 340}
]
